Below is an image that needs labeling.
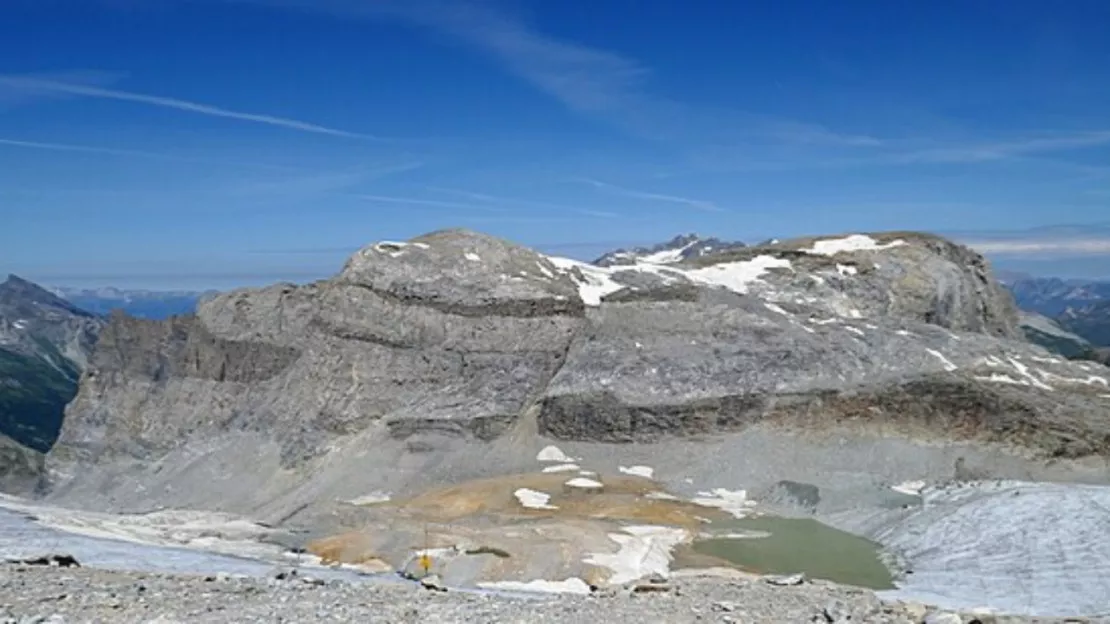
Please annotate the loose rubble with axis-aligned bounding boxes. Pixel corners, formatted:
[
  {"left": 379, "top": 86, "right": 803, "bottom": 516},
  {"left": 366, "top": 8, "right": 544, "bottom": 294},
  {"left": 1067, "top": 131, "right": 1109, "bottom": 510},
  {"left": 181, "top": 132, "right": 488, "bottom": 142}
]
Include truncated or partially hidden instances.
[{"left": 0, "top": 563, "right": 1049, "bottom": 624}]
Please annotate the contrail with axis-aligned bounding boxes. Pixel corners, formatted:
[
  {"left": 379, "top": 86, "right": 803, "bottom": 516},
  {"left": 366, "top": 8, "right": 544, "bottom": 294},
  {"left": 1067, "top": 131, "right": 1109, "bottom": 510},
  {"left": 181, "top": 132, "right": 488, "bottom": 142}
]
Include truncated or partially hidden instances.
[{"left": 0, "top": 75, "right": 377, "bottom": 140}]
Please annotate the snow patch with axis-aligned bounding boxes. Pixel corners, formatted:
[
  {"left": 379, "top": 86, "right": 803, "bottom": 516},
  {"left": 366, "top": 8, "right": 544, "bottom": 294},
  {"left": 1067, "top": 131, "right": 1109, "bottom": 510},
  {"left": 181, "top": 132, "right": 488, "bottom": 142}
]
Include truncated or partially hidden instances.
[
  {"left": 802, "top": 234, "right": 906, "bottom": 256},
  {"left": 875, "top": 481, "right": 1110, "bottom": 617},
  {"left": 618, "top": 465, "right": 654, "bottom": 479},
  {"left": 976, "top": 373, "right": 1025, "bottom": 385},
  {"left": 925, "top": 349, "right": 958, "bottom": 372},
  {"left": 714, "top": 531, "right": 773, "bottom": 540},
  {"left": 1007, "top": 357, "right": 1054, "bottom": 390},
  {"left": 892, "top": 480, "right": 927, "bottom": 496},
  {"left": 763, "top": 302, "right": 789, "bottom": 316},
  {"left": 565, "top": 477, "right": 603, "bottom": 489},
  {"left": 479, "top": 577, "right": 592, "bottom": 595},
  {"left": 1035, "top": 370, "right": 1108, "bottom": 388},
  {"left": 344, "top": 492, "right": 391, "bottom": 506},
  {"left": 836, "top": 264, "right": 858, "bottom": 276},
  {"left": 645, "top": 491, "right": 680, "bottom": 501},
  {"left": 373, "top": 241, "right": 412, "bottom": 257},
  {"left": 463, "top": 252, "right": 481, "bottom": 262},
  {"left": 638, "top": 248, "right": 686, "bottom": 264},
  {"left": 584, "top": 525, "right": 688, "bottom": 585},
  {"left": 514, "top": 488, "right": 558, "bottom": 510},
  {"left": 684, "top": 255, "right": 793, "bottom": 294},
  {"left": 536, "top": 445, "right": 574, "bottom": 462},
  {"left": 0, "top": 499, "right": 284, "bottom": 563},
  {"left": 845, "top": 326, "right": 866, "bottom": 336},
  {"left": 691, "top": 489, "right": 757, "bottom": 518},
  {"left": 546, "top": 257, "right": 625, "bottom": 306}
]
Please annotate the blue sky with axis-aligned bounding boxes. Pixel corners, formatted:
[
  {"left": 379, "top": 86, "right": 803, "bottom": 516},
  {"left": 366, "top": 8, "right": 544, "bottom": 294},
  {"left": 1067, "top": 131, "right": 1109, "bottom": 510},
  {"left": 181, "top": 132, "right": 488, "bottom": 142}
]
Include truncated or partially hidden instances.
[{"left": 2, "top": 0, "right": 1109, "bottom": 289}]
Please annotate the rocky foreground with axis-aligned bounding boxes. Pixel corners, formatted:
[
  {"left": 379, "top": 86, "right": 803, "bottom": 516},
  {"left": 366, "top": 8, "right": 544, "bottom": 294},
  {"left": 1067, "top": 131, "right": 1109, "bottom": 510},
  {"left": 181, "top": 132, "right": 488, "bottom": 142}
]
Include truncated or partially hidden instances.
[{"left": 0, "top": 564, "right": 1047, "bottom": 624}]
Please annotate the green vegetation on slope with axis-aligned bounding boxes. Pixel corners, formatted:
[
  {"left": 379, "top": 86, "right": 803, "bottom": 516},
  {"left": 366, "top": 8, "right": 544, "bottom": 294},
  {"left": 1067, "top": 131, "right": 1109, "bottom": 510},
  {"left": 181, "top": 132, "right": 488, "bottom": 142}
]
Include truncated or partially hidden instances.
[
  {"left": 0, "top": 345, "right": 79, "bottom": 452},
  {"left": 1021, "top": 326, "right": 1091, "bottom": 360}
]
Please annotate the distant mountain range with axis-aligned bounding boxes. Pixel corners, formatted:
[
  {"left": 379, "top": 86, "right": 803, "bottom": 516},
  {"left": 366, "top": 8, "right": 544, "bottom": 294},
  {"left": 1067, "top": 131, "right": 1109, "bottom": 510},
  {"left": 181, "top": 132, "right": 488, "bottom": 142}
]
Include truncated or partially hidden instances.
[
  {"left": 51, "top": 286, "right": 214, "bottom": 320},
  {"left": 998, "top": 272, "right": 1110, "bottom": 317},
  {"left": 996, "top": 272, "right": 1110, "bottom": 362},
  {"left": 592, "top": 233, "right": 748, "bottom": 267},
  {"left": 0, "top": 275, "right": 104, "bottom": 491}
]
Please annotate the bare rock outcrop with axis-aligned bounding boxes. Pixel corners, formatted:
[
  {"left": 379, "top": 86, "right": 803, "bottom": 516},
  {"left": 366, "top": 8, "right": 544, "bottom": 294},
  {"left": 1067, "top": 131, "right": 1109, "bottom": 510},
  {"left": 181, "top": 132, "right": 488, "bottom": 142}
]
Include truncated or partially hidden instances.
[{"left": 44, "top": 229, "right": 1110, "bottom": 515}]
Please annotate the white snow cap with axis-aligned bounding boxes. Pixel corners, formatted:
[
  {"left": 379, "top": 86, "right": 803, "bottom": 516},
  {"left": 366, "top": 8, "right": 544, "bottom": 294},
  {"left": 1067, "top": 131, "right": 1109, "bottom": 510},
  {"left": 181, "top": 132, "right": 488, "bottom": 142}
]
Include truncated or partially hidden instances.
[{"left": 536, "top": 445, "right": 574, "bottom": 462}]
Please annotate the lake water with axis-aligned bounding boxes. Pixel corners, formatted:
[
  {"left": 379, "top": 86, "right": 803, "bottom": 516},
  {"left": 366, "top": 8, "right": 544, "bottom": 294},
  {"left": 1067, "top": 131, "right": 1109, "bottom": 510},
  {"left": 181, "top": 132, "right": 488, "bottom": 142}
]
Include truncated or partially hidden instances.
[{"left": 689, "top": 515, "right": 895, "bottom": 590}]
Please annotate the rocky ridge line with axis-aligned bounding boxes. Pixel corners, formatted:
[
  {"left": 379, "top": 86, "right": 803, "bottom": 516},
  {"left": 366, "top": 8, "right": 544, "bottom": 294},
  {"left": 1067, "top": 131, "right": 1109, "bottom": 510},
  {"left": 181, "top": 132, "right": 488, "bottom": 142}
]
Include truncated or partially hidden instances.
[{"left": 42, "top": 229, "right": 1110, "bottom": 519}]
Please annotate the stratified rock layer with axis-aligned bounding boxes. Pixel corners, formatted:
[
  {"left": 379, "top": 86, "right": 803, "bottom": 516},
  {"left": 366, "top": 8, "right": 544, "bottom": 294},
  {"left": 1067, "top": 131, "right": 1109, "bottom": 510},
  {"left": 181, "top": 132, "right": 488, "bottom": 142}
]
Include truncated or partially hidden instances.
[{"left": 47, "top": 229, "right": 1110, "bottom": 516}]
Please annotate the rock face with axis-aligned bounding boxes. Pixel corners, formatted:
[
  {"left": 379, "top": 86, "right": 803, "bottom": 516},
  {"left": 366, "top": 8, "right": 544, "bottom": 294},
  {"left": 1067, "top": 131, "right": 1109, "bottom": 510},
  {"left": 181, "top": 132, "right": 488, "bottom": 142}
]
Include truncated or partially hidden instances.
[
  {"left": 46, "top": 229, "right": 1110, "bottom": 515},
  {"left": 1018, "top": 311, "right": 1093, "bottom": 359},
  {"left": 1058, "top": 300, "right": 1110, "bottom": 347},
  {"left": 999, "top": 273, "right": 1110, "bottom": 349},
  {"left": 0, "top": 275, "right": 103, "bottom": 456},
  {"left": 0, "top": 275, "right": 102, "bottom": 372},
  {"left": 1002, "top": 273, "right": 1110, "bottom": 317},
  {"left": 593, "top": 233, "right": 746, "bottom": 267}
]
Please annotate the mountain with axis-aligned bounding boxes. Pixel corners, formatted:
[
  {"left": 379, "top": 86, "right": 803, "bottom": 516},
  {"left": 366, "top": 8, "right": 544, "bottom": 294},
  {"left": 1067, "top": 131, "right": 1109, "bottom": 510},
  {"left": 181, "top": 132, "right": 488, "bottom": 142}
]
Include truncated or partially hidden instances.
[
  {"left": 1000, "top": 274, "right": 1110, "bottom": 317},
  {"left": 52, "top": 286, "right": 214, "bottom": 320},
  {"left": 1059, "top": 300, "right": 1110, "bottom": 347},
  {"left": 997, "top": 274, "right": 1110, "bottom": 350},
  {"left": 592, "top": 233, "right": 747, "bottom": 267},
  {"left": 0, "top": 275, "right": 104, "bottom": 457},
  {"left": 1017, "top": 311, "right": 1094, "bottom": 359},
  {"left": 41, "top": 229, "right": 1110, "bottom": 528}
]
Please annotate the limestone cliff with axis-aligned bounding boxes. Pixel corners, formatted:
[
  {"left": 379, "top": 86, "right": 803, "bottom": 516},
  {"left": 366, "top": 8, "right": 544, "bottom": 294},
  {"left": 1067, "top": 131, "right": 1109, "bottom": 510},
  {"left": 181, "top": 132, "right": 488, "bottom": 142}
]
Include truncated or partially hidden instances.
[{"left": 45, "top": 229, "right": 1110, "bottom": 518}]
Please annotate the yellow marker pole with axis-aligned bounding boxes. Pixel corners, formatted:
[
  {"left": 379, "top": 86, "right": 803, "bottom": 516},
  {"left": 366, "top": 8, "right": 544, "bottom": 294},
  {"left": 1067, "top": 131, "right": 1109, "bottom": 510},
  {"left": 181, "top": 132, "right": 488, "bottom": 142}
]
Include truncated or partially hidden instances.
[{"left": 419, "top": 523, "right": 432, "bottom": 575}]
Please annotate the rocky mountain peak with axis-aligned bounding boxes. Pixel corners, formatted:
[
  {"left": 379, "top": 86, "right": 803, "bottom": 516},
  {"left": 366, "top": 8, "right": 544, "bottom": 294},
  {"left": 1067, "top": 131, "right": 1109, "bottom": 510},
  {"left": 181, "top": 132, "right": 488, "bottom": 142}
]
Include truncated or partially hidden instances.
[
  {"left": 38, "top": 228, "right": 1110, "bottom": 534},
  {"left": 333, "top": 228, "right": 583, "bottom": 315},
  {"left": 592, "top": 233, "right": 748, "bottom": 267},
  {"left": 1, "top": 275, "right": 105, "bottom": 462},
  {"left": 0, "top": 274, "right": 92, "bottom": 319}
]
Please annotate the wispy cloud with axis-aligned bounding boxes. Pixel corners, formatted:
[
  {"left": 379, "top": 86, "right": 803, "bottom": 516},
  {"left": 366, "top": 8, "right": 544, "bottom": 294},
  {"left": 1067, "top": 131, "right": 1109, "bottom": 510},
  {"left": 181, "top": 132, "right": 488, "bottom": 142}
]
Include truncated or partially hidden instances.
[
  {"left": 0, "top": 74, "right": 378, "bottom": 139},
  {"left": 963, "top": 238, "right": 1110, "bottom": 256},
  {"left": 952, "top": 224, "right": 1110, "bottom": 257},
  {"left": 230, "top": 162, "right": 424, "bottom": 196},
  {"left": 577, "top": 177, "right": 724, "bottom": 212},
  {"left": 0, "top": 69, "right": 125, "bottom": 108},
  {"left": 0, "top": 136, "right": 299, "bottom": 171},
  {"left": 891, "top": 130, "right": 1110, "bottom": 164},
  {"left": 352, "top": 194, "right": 505, "bottom": 211},
  {"left": 222, "top": 0, "right": 878, "bottom": 149},
  {"left": 428, "top": 186, "right": 618, "bottom": 218}
]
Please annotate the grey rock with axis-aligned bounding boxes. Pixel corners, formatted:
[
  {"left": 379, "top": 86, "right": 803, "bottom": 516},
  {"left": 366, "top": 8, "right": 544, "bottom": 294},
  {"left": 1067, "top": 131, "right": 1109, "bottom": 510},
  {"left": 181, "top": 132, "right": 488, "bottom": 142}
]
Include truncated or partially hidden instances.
[
  {"left": 40, "top": 228, "right": 1110, "bottom": 524},
  {"left": 593, "top": 233, "right": 747, "bottom": 267},
  {"left": 0, "top": 564, "right": 969, "bottom": 624},
  {"left": 1, "top": 275, "right": 104, "bottom": 491},
  {"left": 420, "top": 574, "right": 447, "bottom": 592},
  {"left": 759, "top": 480, "right": 822, "bottom": 512},
  {"left": 712, "top": 600, "right": 737, "bottom": 612},
  {"left": 764, "top": 573, "right": 807, "bottom": 586}
]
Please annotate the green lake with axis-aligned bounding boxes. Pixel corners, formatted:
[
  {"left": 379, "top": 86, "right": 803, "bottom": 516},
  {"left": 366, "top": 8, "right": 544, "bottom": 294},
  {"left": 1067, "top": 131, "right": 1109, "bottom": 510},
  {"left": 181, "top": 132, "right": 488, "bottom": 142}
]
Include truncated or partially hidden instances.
[{"left": 689, "top": 516, "right": 895, "bottom": 590}]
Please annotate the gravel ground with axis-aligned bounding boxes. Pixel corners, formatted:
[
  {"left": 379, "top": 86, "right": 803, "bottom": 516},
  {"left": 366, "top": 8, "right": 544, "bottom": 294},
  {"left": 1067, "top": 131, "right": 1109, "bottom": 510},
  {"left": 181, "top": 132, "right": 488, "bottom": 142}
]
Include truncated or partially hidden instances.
[{"left": 0, "top": 563, "right": 1070, "bottom": 624}]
